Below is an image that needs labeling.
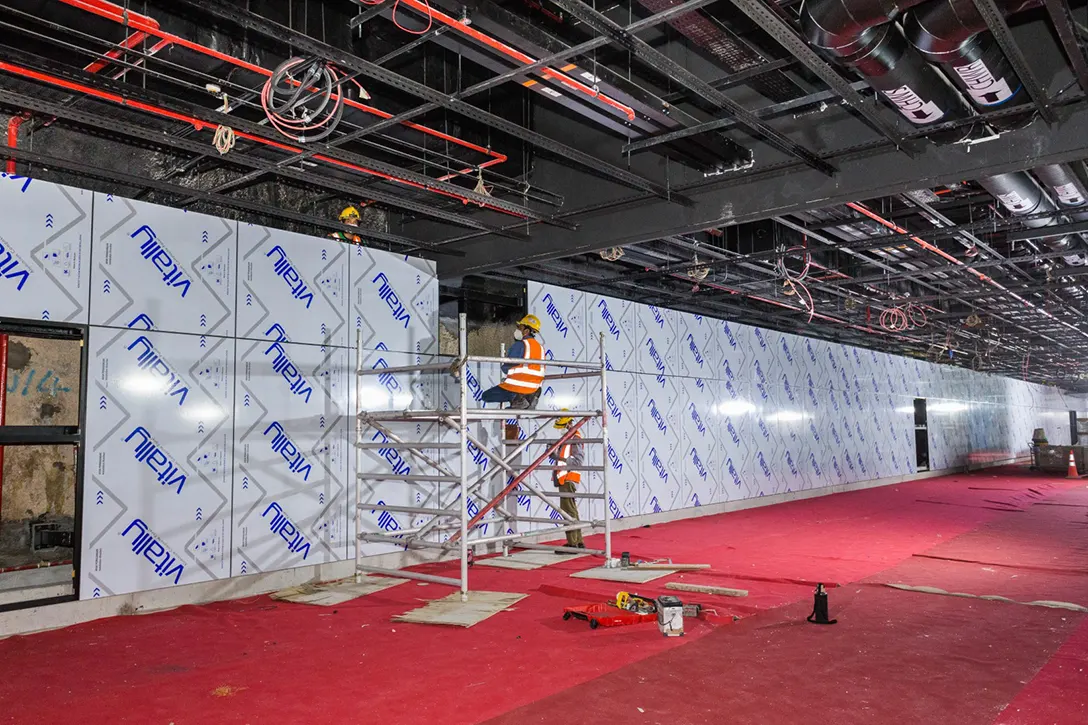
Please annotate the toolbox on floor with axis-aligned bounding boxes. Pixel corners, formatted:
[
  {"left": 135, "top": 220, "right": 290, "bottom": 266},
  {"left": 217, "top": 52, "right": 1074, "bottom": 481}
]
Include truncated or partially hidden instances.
[{"left": 561, "top": 603, "right": 658, "bottom": 629}]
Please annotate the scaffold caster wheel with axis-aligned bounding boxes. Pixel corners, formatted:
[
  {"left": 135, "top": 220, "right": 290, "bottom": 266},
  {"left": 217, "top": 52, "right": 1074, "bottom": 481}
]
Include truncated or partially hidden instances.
[
  {"left": 563, "top": 612, "right": 572, "bottom": 621},
  {"left": 589, "top": 619, "right": 599, "bottom": 630}
]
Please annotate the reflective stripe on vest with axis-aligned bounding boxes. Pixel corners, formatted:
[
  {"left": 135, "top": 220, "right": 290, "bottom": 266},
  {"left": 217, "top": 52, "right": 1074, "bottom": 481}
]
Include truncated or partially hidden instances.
[
  {"left": 556, "top": 430, "right": 583, "bottom": 485},
  {"left": 500, "top": 337, "right": 545, "bottom": 394}
]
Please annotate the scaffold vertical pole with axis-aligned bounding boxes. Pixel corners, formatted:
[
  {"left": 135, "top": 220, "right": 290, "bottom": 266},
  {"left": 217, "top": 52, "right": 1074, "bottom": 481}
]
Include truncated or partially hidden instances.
[
  {"left": 599, "top": 331, "right": 612, "bottom": 564},
  {"left": 354, "top": 327, "right": 363, "bottom": 584},
  {"left": 458, "top": 312, "right": 470, "bottom": 602},
  {"left": 499, "top": 339, "right": 512, "bottom": 558}
]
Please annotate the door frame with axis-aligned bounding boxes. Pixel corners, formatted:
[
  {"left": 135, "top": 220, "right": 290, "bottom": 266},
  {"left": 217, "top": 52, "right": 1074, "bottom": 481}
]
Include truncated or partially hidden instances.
[{"left": 0, "top": 317, "right": 88, "bottom": 612}]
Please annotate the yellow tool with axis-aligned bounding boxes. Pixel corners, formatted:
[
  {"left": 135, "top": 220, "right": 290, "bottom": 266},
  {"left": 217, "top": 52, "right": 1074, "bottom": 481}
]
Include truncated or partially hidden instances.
[{"left": 615, "top": 591, "right": 655, "bottom": 614}]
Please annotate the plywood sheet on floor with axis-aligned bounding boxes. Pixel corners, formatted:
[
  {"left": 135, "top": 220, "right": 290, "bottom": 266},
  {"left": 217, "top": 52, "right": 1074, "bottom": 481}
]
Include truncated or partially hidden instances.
[
  {"left": 477, "top": 550, "right": 588, "bottom": 570},
  {"left": 271, "top": 576, "right": 406, "bottom": 606},
  {"left": 571, "top": 566, "right": 675, "bottom": 583},
  {"left": 393, "top": 591, "right": 527, "bottom": 627}
]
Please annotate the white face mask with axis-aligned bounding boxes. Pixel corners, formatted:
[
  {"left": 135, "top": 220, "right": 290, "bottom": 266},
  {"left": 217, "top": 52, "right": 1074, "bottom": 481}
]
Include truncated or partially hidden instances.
[{"left": 513, "top": 329, "right": 524, "bottom": 341}]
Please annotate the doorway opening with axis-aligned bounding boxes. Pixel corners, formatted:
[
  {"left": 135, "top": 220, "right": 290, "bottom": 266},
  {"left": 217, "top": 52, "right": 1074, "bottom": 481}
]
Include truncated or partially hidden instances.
[
  {"left": 914, "top": 398, "right": 929, "bottom": 472},
  {"left": 0, "top": 321, "right": 85, "bottom": 610}
]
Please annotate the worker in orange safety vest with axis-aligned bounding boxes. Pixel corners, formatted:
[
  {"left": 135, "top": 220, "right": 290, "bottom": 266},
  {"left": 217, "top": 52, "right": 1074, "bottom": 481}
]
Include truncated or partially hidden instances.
[
  {"left": 549, "top": 411, "right": 585, "bottom": 549},
  {"left": 481, "top": 314, "right": 545, "bottom": 409}
]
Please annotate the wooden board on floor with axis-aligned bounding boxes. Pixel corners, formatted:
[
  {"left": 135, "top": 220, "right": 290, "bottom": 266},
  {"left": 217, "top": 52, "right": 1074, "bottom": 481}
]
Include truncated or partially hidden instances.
[
  {"left": 477, "top": 550, "right": 588, "bottom": 570},
  {"left": 270, "top": 576, "right": 406, "bottom": 606},
  {"left": 393, "top": 591, "right": 527, "bottom": 627},
  {"left": 571, "top": 566, "right": 676, "bottom": 584}
]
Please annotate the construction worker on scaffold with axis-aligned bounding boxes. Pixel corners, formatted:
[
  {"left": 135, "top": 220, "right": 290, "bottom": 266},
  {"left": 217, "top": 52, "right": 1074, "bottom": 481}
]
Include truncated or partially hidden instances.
[
  {"left": 550, "top": 411, "right": 585, "bottom": 549},
  {"left": 329, "top": 206, "right": 363, "bottom": 244},
  {"left": 481, "top": 314, "right": 545, "bottom": 410}
]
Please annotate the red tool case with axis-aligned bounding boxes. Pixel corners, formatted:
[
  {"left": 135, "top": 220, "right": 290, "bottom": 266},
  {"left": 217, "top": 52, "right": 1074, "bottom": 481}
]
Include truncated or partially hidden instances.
[{"left": 561, "top": 603, "right": 657, "bottom": 629}]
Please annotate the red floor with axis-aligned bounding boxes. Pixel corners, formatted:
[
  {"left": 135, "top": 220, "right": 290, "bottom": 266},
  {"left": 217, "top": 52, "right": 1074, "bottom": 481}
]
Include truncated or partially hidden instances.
[{"left": 1, "top": 468, "right": 1085, "bottom": 725}]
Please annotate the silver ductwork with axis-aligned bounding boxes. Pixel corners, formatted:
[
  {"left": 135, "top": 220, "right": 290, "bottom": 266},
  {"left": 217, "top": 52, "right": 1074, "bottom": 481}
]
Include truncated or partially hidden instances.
[
  {"left": 1033, "top": 164, "right": 1088, "bottom": 222},
  {"left": 977, "top": 172, "right": 1088, "bottom": 265}
]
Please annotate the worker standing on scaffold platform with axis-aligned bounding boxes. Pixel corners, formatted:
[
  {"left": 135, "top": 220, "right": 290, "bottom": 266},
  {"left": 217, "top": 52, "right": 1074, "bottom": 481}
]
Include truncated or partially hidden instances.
[
  {"left": 550, "top": 411, "right": 585, "bottom": 549},
  {"left": 481, "top": 314, "right": 545, "bottom": 410}
]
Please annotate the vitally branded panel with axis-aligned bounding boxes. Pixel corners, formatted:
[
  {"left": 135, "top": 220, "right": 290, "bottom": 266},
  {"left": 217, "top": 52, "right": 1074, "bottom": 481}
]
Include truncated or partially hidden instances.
[
  {"left": 527, "top": 281, "right": 1084, "bottom": 516},
  {"left": 233, "top": 334, "right": 350, "bottom": 575},
  {"left": 236, "top": 224, "right": 349, "bottom": 347},
  {"left": 90, "top": 194, "right": 235, "bottom": 337},
  {"left": 83, "top": 327, "right": 233, "bottom": 597},
  {"left": 0, "top": 176, "right": 444, "bottom": 601},
  {"left": 351, "top": 245, "right": 438, "bottom": 356},
  {"left": 0, "top": 174, "right": 91, "bottom": 323}
]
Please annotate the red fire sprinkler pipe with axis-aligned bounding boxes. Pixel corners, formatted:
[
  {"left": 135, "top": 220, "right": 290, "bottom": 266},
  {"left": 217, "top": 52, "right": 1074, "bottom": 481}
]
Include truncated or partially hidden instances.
[
  {"left": 6, "top": 114, "right": 29, "bottom": 174},
  {"left": 0, "top": 60, "right": 527, "bottom": 217},
  {"left": 56, "top": 0, "right": 508, "bottom": 176},
  {"left": 0, "top": 334, "right": 7, "bottom": 522}
]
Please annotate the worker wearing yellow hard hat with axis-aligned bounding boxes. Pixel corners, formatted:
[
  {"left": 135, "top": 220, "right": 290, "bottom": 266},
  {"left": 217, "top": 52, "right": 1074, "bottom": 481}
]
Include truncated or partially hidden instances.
[
  {"left": 481, "top": 313, "right": 545, "bottom": 409},
  {"left": 329, "top": 205, "right": 362, "bottom": 244},
  {"left": 549, "top": 409, "right": 585, "bottom": 549}
]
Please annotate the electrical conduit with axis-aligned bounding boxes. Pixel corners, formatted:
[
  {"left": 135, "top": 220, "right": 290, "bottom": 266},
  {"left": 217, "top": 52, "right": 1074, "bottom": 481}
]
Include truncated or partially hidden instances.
[
  {"left": 55, "top": 0, "right": 508, "bottom": 177},
  {"left": 0, "top": 61, "right": 526, "bottom": 217},
  {"left": 846, "top": 201, "right": 1088, "bottom": 344}
]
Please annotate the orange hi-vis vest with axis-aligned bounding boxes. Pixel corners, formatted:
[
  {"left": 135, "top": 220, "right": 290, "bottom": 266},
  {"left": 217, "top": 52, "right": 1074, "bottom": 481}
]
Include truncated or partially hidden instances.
[
  {"left": 555, "top": 429, "right": 583, "bottom": 486},
  {"left": 499, "top": 336, "right": 545, "bottom": 394}
]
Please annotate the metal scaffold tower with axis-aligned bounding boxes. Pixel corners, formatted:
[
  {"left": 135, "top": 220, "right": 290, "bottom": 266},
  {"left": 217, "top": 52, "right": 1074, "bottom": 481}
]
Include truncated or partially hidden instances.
[{"left": 354, "top": 314, "right": 612, "bottom": 601}]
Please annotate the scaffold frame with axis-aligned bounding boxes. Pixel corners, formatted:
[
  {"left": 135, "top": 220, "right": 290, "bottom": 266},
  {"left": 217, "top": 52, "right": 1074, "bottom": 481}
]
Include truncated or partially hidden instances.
[{"left": 354, "top": 314, "right": 612, "bottom": 601}]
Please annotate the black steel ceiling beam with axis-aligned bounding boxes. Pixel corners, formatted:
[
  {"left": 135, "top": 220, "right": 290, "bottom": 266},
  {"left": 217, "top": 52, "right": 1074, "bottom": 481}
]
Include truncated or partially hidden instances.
[
  {"left": 548, "top": 0, "right": 835, "bottom": 175},
  {"left": 0, "top": 83, "right": 467, "bottom": 254},
  {"left": 329, "top": 0, "right": 732, "bottom": 153},
  {"left": 0, "top": 39, "right": 541, "bottom": 236},
  {"left": 174, "top": 0, "right": 685, "bottom": 203},
  {"left": 349, "top": 2, "right": 393, "bottom": 29},
  {"left": 0, "top": 145, "right": 459, "bottom": 256},
  {"left": 0, "top": 49, "right": 531, "bottom": 239},
  {"left": 443, "top": 99, "right": 1088, "bottom": 277},
  {"left": 724, "top": 0, "right": 914, "bottom": 153},
  {"left": 658, "top": 59, "right": 797, "bottom": 104},
  {"left": 626, "top": 82, "right": 865, "bottom": 153},
  {"left": 970, "top": 0, "right": 1056, "bottom": 124},
  {"left": 1043, "top": 0, "right": 1088, "bottom": 96},
  {"left": 450, "top": 0, "right": 735, "bottom": 144},
  {"left": 429, "top": 91, "right": 1087, "bottom": 256}
]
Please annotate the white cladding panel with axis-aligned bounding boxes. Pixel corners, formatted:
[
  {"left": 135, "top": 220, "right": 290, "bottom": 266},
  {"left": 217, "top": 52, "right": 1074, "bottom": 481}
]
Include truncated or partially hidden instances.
[
  {"left": 236, "top": 224, "right": 350, "bottom": 347},
  {"left": 0, "top": 176, "right": 91, "bottom": 323},
  {"left": 82, "top": 327, "right": 233, "bottom": 597}
]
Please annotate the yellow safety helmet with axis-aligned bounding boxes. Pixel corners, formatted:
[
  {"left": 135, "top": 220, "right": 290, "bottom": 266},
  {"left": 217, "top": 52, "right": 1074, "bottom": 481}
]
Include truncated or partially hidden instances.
[
  {"left": 517, "top": 314, "right": 541, "bottom": 332},
  {"left": 554, "top": 409, "right": 574, "bottom": 429},
  {"left": 339, "top": 206, "right": 361, "bottom": 222}
]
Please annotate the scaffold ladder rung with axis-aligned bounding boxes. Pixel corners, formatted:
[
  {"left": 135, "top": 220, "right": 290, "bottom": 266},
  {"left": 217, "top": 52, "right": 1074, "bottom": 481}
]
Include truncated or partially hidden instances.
[
  {"left": 355, "top": 441, "right": 461, "bottom": 450},
  {"left": 359, "top": 503, "right": 452, "bottom": 516},
  {"left": 358, "top": 473, "right": 461, "bottom": 482}
]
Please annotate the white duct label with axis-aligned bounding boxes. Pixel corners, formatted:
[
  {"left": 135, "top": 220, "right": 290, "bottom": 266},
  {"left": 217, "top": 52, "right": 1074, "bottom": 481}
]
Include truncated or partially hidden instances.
[
  {"left": 884, "top": 85, "right": 944, "bottom": 124},
  {"left": 1053, "top": 182, "right": 1085, "bottom": 206},
  {"left": 953, "top": 59, "right": 1014, "bottom": 106},
  {"left": 996, "top": 190, "right": 1033, "bottom": 213}
]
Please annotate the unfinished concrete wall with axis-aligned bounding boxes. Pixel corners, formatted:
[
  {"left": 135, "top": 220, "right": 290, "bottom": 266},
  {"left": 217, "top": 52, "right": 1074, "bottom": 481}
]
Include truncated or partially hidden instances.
[
  {"left": 2, "top": 335, "right": 80, "bottom": 522},
  {"left": 438, "top": 319, "right": 512, "bottom": 357}
]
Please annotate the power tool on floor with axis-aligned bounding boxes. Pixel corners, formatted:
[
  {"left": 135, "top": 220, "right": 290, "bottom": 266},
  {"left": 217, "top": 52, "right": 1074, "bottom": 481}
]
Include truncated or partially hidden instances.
[{"left": 616, "top": 591, "right": 656, "bottom": 614}]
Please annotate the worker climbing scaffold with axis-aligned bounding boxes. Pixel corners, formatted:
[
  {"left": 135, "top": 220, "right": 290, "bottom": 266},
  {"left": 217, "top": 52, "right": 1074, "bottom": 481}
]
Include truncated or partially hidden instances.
[{"left": 353, "top": 313, "right": 612, "bottom": 602}]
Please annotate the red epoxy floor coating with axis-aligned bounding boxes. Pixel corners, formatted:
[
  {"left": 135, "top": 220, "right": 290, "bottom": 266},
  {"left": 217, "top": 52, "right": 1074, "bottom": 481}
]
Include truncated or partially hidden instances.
[{"left": 1, "top": 467, "right": 1085, "bottom": 724}]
